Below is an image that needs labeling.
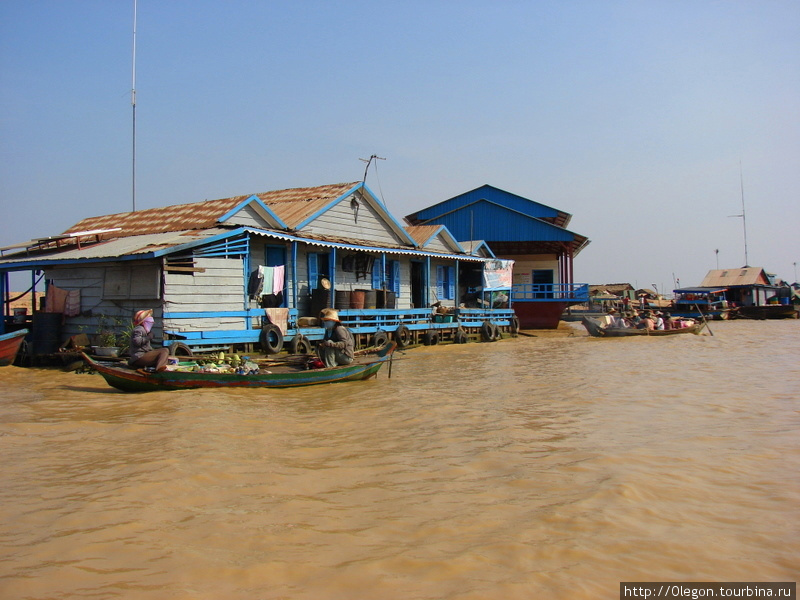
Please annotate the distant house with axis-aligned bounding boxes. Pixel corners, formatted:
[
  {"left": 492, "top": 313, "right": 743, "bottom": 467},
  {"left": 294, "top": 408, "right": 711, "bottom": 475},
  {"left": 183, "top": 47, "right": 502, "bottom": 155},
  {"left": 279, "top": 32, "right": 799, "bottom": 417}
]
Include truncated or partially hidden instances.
[
  {"left": 699, "top": 267, "right": 776, "bottom": 302},
  {"left": 671, "top": 267, "right": 797, "bottom": 320},
  {"left": 0, "top": 182, "right": 518, "bottom": 354},
  {"left": 406, "top": 184, "right": 590, "bottom": 328}
]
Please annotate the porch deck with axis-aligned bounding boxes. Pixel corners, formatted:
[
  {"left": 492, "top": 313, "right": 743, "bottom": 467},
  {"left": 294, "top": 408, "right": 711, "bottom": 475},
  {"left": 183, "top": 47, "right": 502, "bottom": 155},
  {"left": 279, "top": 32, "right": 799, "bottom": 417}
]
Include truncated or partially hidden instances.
[{"left": 163, "top": 307, "right": 518, "bottom": 352}]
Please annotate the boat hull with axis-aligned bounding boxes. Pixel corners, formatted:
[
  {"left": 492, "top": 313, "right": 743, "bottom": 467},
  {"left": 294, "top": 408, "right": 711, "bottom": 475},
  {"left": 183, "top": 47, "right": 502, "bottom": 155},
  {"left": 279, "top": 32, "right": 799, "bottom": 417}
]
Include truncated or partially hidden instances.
[
  {"left": 83, "top": 343, "right": 396, "bottom": 392},
  {"left": 513, "top": 301, "right": 574, "bottom": 329},
  {"left": 582, "top": 317, "right": 704, "bottom": 338},
  {"left": 0, "top": 329, "right": 28, "bottom": 367},
  {"left": 735, "top": 305, "right": 799, "bottom": 320}
]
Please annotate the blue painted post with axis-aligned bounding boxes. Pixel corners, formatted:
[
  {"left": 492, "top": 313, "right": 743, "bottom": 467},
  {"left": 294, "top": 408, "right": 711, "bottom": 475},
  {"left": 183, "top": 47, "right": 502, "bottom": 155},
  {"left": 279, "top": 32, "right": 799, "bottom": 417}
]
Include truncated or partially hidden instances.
[
  {"left": 425, "top": 256, "right": 431, "bottom": 307},
  {"left": 0, "top": 272, "right": 6, "bottom": 334},
  {"left": 330, "top": 247, "right": 337, "bottom": 299},
  {"left": 291, "top": 241, "right": 298, "bottom": 310}
]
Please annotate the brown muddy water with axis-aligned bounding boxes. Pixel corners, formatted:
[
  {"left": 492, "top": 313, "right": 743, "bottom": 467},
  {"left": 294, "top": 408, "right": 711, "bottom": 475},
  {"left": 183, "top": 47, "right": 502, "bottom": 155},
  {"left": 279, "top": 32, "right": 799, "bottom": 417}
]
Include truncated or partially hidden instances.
[{"left": 1, "top": 320, "right": 798, "bottom": 599}]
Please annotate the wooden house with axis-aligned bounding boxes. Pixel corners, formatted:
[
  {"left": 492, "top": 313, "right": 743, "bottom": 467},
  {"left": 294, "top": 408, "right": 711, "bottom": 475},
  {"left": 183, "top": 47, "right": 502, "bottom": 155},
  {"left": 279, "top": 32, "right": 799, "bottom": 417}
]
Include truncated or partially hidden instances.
[
  {"left": 0, "top": 182, "right": 517, "bottom": 355},
  {"left": 696, "top": 267, "right": 797, "bottom": 319},
  {"left": 405, "top": 185, "right": 590, "bottom": 328}
]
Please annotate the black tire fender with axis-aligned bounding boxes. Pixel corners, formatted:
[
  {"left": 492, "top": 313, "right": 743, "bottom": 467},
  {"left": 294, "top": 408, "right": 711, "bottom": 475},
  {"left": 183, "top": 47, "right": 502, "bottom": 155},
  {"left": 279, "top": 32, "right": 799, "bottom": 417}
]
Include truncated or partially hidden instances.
[
  {"left": 454, "top": 327, "right": 468, "bottom": 344},
  {"left": 510, "top": 315, "right": 520, "bottom": 337},
  {"left": 394, "top": 324, "right": 411, "bottom": 348},
  {"left": 423, "top": 330, "right": 439, "bottom": 346},
  {"left": 289, "top": 334, "right": 312, "bottom": 355},
  {"left": 480, "top": 320, "right": 494, "bottom": 342},
  {"left": 372, "top": 330, "right": 389, "bottom": 348},
  {"left": 260, "top": 324, "right": 284, "bottom": 354},
  {"left": 168, "top": 341, "right": 194, "bottom": 357}
]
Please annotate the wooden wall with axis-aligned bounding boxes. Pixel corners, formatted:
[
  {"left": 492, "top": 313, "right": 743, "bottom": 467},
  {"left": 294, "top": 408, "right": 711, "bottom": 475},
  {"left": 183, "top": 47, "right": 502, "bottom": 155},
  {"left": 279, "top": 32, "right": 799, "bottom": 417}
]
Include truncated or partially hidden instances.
[{"left": 163, "top": 256, "right": 246, "bottom": 332}]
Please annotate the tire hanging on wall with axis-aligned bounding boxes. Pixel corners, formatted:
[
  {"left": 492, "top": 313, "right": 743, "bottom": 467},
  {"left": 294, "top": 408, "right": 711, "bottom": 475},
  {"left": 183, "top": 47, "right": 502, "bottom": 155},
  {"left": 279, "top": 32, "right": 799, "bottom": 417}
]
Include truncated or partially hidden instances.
[
  {"left": 371, "top": 330, "right": 389, "bottom": 348},
  {"left": 510, "top": 316, "right": 520, "bottom": 337},
  {"left": 454, "top": 327, "right": 468, "bottom": 344},
  {"left": 168, "top": 342, "right": 194, "bottom": 357},
  {"left": 491, "top": 323, "right": 501, "bottom": 341},
  {"left": 259, "top": 324, "right": 284, "bottom": 354},
  {"left": 289, "top": 334, "right": 312, "bottom": 355},
  {"left": 394, "top": 324, "right": 411, "bottom": 348},
  {"left": 423, "top": 330, "right": 439, "bottom": 346},
  {"left": 480, "top": 320, "right": 495, "bottom": 342}
]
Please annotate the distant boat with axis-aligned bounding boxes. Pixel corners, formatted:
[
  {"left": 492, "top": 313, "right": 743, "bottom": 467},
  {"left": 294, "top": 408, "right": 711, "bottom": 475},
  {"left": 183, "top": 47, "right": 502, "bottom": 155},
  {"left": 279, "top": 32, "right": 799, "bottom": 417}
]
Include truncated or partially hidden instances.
[
  {"left": 669, "top": 287, "right": 732, "bottom": 320},
  {"left": 734, "top": 304, "right": 799, "bottom": 320},
  {"left": 82, "top": 342, "right": 397, "bottom": 392},
  {"left": 0, "top": 329, "right": 28, "bottom": 366},
  {"left": 582, "top": 316, "right": 705, "bottom": 338}
]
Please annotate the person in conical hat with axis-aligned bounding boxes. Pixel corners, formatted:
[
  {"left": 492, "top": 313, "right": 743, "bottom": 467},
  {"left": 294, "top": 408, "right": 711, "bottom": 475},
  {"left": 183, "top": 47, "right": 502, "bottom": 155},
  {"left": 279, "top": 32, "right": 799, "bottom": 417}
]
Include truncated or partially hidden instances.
[
  {"left": 128, "top": 308, "right": 169, "bottom": 372},
  {"left": 317, "top": 308, "right": 354, "bottom": 368}
]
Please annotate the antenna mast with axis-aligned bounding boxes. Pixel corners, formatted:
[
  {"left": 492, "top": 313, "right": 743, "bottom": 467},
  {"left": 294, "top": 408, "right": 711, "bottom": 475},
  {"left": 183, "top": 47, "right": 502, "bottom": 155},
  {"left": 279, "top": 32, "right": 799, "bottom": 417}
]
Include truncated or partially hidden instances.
[
  {"left": 131, "top": 0, "right": 138, "bottom": 212},
  {"left": 728, "top": 162, "right": 749, "bottom": 267},
  {"left": 359, "top": 154, "right": 386, "bottom": 184}
]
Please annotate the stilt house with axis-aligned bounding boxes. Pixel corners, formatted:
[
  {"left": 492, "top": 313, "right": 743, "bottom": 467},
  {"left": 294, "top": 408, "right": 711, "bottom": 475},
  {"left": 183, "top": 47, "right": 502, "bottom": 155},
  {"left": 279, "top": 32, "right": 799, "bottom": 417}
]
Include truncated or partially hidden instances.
[
  {"left": 406, "top": 185, "right": 590, "bottom": 328},
  {"left": 0, "top": 182, "right": 517, "bottom": 356}
]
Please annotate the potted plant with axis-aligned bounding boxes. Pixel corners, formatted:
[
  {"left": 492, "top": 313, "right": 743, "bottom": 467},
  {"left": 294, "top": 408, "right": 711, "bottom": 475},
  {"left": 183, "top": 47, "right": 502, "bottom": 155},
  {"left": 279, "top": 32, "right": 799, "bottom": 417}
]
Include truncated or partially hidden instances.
[{"left": 94, "top": 314, "right": 132, "bottom": 358}]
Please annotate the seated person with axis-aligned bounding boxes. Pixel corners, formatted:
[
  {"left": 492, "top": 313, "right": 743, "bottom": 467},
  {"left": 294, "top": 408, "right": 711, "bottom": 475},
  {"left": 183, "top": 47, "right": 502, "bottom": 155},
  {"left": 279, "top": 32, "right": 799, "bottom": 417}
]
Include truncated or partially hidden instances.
[
  {"left": 128, "top": 309, "right": 169, "bottom": 372},
  {"left": 317, "top": 308, "right": 355, "bottom": 368}
]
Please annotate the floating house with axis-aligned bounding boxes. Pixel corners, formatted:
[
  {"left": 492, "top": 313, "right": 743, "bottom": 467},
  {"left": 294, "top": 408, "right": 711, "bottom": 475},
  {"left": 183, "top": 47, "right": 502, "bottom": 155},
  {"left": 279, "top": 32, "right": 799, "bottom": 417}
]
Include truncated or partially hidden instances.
[
  {"left": 405, "top": 185, "right": 590, "bottom": 328},
  {"left": 0, "top": 182, "right": 520, "bottom": 356},
  {"left": 674, "top": 267, "right": 798, "bottom": 320}
]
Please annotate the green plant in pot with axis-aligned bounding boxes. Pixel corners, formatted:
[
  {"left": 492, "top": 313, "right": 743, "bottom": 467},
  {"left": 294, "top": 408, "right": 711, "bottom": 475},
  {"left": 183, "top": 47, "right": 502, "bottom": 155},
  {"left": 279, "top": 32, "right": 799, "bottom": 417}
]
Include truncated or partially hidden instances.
[{"left": 95, "top": 314, "right": 133, "bottom": 357}]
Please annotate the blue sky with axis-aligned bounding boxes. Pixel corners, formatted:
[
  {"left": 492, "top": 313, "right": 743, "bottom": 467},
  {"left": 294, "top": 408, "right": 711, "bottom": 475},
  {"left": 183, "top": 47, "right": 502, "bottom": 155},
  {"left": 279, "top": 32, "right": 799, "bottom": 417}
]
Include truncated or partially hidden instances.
[{"left": 1, "top": 0, "right": 798, "bottom": 290}]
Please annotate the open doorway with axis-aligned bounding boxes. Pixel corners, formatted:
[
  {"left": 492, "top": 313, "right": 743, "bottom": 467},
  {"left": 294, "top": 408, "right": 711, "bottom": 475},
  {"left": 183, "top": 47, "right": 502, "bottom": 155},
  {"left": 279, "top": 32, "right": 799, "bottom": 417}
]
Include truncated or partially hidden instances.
[{"left": 410, "top": 261, "right": 425, "bottom": 308}]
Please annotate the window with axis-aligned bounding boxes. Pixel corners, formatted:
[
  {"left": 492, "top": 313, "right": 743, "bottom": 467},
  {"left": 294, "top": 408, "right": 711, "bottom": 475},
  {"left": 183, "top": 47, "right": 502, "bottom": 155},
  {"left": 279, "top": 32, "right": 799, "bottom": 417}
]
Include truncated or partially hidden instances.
[
  {"left": 307, "top": 252, "right": 330, "bottom": 290},
  {"left": 436, "top": 265, "right": 455, "bottom": 300},
  {"left": 103, "top": 265, "right": 160, "bottom": 299},
  {"left": 372, "top": 259, "right": 400, "bottom": 295}
]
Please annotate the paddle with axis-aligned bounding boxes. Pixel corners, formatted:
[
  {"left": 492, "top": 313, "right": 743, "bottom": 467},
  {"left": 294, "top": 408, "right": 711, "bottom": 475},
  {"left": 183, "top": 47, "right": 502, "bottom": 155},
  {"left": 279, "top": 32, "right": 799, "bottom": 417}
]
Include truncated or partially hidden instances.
[{"left": 695, "top": 303, "right": 713, "bottom": 336}]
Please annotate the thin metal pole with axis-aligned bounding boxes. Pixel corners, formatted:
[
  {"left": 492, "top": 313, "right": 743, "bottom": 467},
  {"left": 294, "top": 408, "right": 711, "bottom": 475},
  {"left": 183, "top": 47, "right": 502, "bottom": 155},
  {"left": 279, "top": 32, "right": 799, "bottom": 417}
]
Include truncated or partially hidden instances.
[
  {"left": 131, "top": 0, "right": 137, "bottom": 212},
  {"left": 739, "top": 162, "right": 748, "bottom": 266}
]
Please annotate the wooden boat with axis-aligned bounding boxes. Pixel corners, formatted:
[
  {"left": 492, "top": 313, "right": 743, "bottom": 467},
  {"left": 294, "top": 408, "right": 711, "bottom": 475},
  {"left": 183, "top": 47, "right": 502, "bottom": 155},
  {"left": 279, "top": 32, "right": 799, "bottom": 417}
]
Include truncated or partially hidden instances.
[
  {"left": 0, "top": 329, "right": 28, "bottom": 366},
  {"left": 83, "top": 342, "right": 397, "bottom": 392},
  {"left": 734, "top": 304, "right": 799, "bottom": 320},
  {"left": 582, "top": 316, "right": 705, "bottom": 338}
]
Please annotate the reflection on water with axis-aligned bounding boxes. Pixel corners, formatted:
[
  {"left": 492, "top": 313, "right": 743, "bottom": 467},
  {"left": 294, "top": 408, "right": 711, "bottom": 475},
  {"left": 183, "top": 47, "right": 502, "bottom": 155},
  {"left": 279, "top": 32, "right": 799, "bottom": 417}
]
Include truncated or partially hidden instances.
[{"left": 1, "top": 320, "right": 798, "bottom": 599}]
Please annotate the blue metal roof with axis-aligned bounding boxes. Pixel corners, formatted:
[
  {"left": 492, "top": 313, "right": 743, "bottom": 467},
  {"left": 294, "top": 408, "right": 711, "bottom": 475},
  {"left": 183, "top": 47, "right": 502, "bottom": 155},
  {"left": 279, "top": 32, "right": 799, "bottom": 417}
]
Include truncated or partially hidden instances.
[
  {"left": 415, "top": 199, "right": 576, "bottom": 243},
  {"left": 409, "top": 184, "right": 564, "bottom": 224}
]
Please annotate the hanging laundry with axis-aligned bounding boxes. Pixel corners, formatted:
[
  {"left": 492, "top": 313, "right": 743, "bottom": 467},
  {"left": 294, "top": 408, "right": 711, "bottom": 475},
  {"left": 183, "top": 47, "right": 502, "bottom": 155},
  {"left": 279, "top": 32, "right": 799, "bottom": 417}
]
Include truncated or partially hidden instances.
[
  {"left": 45, "top": 285, "right": 69, "bottom": 313},
  {"left": 265, "top": 307, "right": 289, "bottom": 336},
  {"left": 259, "top": 265, "right": 274, "bottom": 299},
  {"left": 64, "top": 289, "right": 81, "bottom": 317},
  {"left": 272, "top": 265, "right": 285, "bottom": 295},
  {"left": 247, "top": 269, "right": 263, "bottom": 299}
]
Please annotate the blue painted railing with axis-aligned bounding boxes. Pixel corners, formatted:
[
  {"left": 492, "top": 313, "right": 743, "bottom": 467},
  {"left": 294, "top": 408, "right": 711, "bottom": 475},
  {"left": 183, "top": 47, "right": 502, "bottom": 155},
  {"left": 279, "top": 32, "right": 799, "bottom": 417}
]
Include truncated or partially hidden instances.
[
  {"left": 162, "top": 306, "right": 516, "bottom": 349},
  {"left": 510, "top": 283, "right": 589, "bottom": 302}
]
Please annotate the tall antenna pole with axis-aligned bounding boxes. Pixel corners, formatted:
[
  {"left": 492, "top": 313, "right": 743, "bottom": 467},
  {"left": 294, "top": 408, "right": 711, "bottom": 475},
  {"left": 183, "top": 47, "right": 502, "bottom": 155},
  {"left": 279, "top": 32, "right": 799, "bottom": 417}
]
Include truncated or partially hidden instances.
[
  {"left": 728, "top": 161, "right": 749, "bottom": 267},
  {"left": 739, "top": 162, "right": 748, "bottom": 266},
  {"left": 131, "top": 0, "right": 138, "bottom": 212}
]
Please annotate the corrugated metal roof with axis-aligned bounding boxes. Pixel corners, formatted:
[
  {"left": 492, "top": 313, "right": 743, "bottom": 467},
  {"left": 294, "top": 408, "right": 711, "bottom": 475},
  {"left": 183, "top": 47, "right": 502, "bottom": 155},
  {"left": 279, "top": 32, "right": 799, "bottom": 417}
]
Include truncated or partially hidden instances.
[
  {"left": 405, "top": 225, "right": 440, "bottom": 246},
  {"left": 0, "top": 229, "right": 222, "bottom": 267},
  {"left": 64, "top": 196, "right": 252, "bottom": 238},
  {"left": 700, "top": 268, "right": 771, "bottom": 287},
  {"left": 62, "top": 183, "right": 360, "bottom": 239},
  {"left": 253, "top": 182, "right": 359, "bottom": 229},
  {"left": 406, "top": 184, "right": 573, "bottom": 228}
]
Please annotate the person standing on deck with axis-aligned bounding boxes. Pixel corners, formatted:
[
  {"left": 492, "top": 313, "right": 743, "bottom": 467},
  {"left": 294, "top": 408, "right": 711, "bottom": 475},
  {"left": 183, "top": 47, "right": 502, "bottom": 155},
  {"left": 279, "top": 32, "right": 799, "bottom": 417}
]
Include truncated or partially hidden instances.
[
  {"left": 128, "top": 309, "right": 169, "bottom": 372},
  {"left": 318, "top": 308, "right": 355, "bottom": 368}
]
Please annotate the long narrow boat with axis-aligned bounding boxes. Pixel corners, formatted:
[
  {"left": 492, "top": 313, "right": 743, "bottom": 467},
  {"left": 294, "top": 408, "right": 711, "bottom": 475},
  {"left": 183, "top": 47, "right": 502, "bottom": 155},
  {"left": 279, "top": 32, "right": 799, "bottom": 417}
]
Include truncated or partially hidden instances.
[
  {"left": 83, "top": 342, "right": 397, "bottom": 392},
  {"left": 0, "top": 329, "right": 28, "bottom": 367},
  {"left": 582, "top": 316, "right": 705, "bottom": 338}
]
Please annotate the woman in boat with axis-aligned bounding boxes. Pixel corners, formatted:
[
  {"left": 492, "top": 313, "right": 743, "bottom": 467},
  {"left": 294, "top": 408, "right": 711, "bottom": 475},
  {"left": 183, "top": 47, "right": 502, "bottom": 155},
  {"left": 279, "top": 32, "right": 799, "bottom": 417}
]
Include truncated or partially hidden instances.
[
  {"left": 318, "top": 308, "right": 355, "bottom": 368},
  {"left": 128, "top": 309, "right": 169, "bottom": 372}
]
